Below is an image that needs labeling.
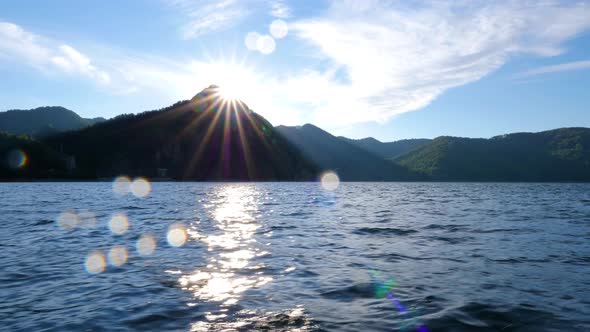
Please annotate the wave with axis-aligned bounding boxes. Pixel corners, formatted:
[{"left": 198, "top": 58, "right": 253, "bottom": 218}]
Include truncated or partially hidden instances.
[{"left": 353, "top": 227, "right": 418, "bottom": 236}]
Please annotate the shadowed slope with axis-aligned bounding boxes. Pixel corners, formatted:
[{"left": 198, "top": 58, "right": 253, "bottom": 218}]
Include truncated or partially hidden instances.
[
  {"left": 44, "top": 86, "right": 317, "bottom": 181},
  {"left": 275, "top": 124, "right": 421, "bottom": 181}
]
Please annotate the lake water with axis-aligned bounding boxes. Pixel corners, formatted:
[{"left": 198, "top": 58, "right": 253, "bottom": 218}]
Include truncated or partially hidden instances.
[{"left": 1, "top": 182, "right": 589, "bottom": 331}]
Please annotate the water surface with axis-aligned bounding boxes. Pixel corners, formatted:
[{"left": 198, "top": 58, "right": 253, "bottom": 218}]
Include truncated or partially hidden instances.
[{"left": 1, "top": 182, "right": 589, "bottom": 331}]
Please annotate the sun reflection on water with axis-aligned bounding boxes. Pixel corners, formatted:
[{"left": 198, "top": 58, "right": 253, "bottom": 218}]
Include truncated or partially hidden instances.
[{"left": 178, "top": 185, "right": 272, "bottom": 305}]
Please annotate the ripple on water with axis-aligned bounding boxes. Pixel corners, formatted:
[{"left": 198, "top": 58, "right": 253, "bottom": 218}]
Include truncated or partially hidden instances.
[
  {"left": 352, "top": 227, "right": 418, "bottom": 236},
  {"left": 424, "top": 302, "right": 579, "bottom": 332},
  {"left": 189, "top": 307, "right": 317, "bottom": 332},
  {"left": 1, "top": 182, "right": 590, "bottom": 331}
]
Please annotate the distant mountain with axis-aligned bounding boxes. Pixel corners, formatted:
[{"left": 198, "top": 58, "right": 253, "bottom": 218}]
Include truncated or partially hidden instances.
[
  {"left": 0, "top": 106, "right": 106, "bottom": 137},
  {"left": 275, "top": 124, "right": 421, "bottom": 181},
  {"left": 2, "top": 93, "right": 589, "bottom": 182},
  {"left": 394, "top": 128, "right": 590, "bottom": 181},
  {"left": 340, "top": 136, "right": 431, "bottom": 159},
  {"left": 42, "top": 86, "right": 317, "bottom": 181}
]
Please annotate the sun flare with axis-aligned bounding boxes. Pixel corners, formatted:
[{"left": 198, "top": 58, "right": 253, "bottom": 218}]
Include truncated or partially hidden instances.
[
  {"left": 217, "top": 84, "right": 241, "bottom": 101},
  {"left": 204, "top": 63, "right": 257, "bottom": 102}
]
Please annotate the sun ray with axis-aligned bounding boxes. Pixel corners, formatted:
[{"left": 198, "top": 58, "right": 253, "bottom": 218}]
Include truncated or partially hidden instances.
[
  {"left": 182, "top": 96, "right": 226, "bottom": 179},
  {"left": 233, "top": 106, "right": 255, "bottom": 179},
  {"left": 239, "top": 101, "right": 275, "bottom": 154},
  {"left": 220, "top": 99, "right": 232, "bottom": 178},
  {"left": 175, "top": 92, "right": 219, "bottom": 141}
]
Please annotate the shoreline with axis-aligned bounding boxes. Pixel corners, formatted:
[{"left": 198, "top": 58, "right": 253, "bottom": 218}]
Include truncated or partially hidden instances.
[{"left": 1, "top": 179, "right": 589, "bottom": 184}]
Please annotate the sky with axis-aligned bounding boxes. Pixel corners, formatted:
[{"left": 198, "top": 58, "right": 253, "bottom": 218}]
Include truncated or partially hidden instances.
[{"left": 0, "top": 0, "right": 589, "bottom": 141}]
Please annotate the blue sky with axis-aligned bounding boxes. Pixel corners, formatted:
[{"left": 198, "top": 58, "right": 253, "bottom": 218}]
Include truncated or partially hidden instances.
[{"left": 0, "top": 0, "right": 589, "bottom": 141}]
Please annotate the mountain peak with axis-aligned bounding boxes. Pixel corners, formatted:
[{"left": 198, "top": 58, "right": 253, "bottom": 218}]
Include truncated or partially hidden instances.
[
  {"left": 190, "top": 85, "right": 250, "bottom": 113},
  {"left": 358, "top": 137, "right": 381, "bottom": 144},
  {"left": 191, "top": 85, "right": 220, "bottom": 101}
]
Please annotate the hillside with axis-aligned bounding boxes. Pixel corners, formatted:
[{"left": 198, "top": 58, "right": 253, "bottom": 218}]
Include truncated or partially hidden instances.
[
  {"left": 394, "top": 128, "right": 590, "bottom": 181},
  {"left": 275, "top": 124, "right": 421, "bottom": 181},
  {"left": 0, "top": 106, "right": 105, "bottom": 137},
  {"left": 43, "top": 86, "right": 317, "bottom": 181},
  {"left": 340, "top": 136, "right": 431, "bottom": 159}
]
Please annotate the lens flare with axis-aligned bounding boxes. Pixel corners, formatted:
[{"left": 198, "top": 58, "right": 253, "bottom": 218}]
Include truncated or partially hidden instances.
[
  {"left": 108, "top": 245, "right": 129, "bottom": 267},
  {"left": 167, "top": 224, "right": 188, "bottom": 247},
  {"left": 113, "top": 176, "right": 131, "bottom": 195},
  {"left": 56, "top": 211, "right": 79, "bottom": 231},
  {"left": 320, "top": 171, "right": 340, "bottom": 191},
  {"left": 257, "top": 35, "right": 276, "bottom": 54},
  {"left": 375, "top": 278, "right": 398, "bottom": 298},
  {"left": 77, "top": 210, "right": 97, "bottom": 228},
  {"left": 137, "top": 234, "right": 157, "bottom": 255},
  {"left": 270, "top": 19, "right": 288, "bottom": 39},
  {"left": 245, "top": 31, "right": 261, "bottom": 50},
  {"left": 369, "top": 270, "right": 429, "bottom": 331},
  {"left": 6, "top": 149, "right": 27, "bottom": 169},
  {"left": 130, "top": 177, "right": 151, "bottom": 198},
  {"left": 109, "top": 213, "right": 129, "bottom": 235},
  {"left": 85, "top": 251, "right": 106, "bottom": 274}
]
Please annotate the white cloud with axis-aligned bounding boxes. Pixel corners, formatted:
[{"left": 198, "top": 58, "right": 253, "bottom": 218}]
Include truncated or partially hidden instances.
[
  {"left": 286, "top": 0, "right": 590, "bottom": 126},
  {"left": 514, "top": 60, "right": 590, "bottom": 78},
  {"left": 51, "top": 45, "right": 110, "bottom": 84},
  {"left": 2, "top": 1, "right": 590, "bottom": 128},
  {"left": 0, "top": 22, "right": 110, "bottom": 85},
  {"left": 0, "top": 22, "right": 50, "bottom": 66}
]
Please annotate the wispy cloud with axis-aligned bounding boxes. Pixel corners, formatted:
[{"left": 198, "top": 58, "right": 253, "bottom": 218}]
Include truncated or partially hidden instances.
[
  {"left": 287, "top": 0, "right": 590, "bottom": 126},
  {"left": 165, "top": 0, "right": 250, "bottom": 39},
  {"left": 166, "top": 0, "right": 293, "bottom": 39},
  {"left": 2, "top": 1, "right": 589, "bottom": 129},
  {"left": 270, "top": 0, "right": 291, "bottom": 18},
  {"left": 514, "top": 60, "right": 590, "bottom": 78},
  {"left": 0, "top": 22, "right": 110, "bottom": 84}
]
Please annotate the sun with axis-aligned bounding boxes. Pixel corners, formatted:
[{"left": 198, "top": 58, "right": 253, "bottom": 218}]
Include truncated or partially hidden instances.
[
  {"left": 205, "top": 62, "right": 257, "bottom": 102},
  {"left": 218, "top": 83, "right": 242, "bottom": 101}
]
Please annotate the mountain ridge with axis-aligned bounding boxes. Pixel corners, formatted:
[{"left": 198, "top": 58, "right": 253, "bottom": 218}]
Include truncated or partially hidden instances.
[
  {"left": 1, "top": 90, "right": 589, "bottom": 182},
  {"left": 276, "top": 123, "right": 424, "bottom": 181},
  {"left": 0, "top": 106, "right": 106, "bottom": 138},
  {"left": 339, "top": 136, "right": 432, "bottom": 159},
  {"left": 394, "top": 127, "right": 590, "bottom": 181},
  {"left": 39, "top": 86, "right": 317, "bottom": 181}
]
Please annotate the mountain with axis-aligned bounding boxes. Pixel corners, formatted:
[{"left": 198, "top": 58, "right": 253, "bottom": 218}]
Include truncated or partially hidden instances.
[
  {"left": 0, "top": 106, "right": 106, "bottom": 137},
  {"left": 42, "top": 86, "right": 317, "bottom": 181},
  {"left": 340, "top": 136, "right": 431, "bottom": 159},
  {"left": 2, "top": 92, "right": 589, "bottom": 182},
  {"left": 275, "top": 124, "right": 421, "bottom": 181},
  {"left": 394, "top": 127, "right": 590, "bottom": 181}
]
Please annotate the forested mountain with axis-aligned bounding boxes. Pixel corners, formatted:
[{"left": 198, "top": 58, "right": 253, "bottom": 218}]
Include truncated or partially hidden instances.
[
  {"left": 394, "top": 128, "right": 590, "bottom": 181},
  {"left": 339, "top": 136, "right": 431, "bottom": 159},
  {"left": 0, "top": 106, "right": 105, "bottom": 137},
  {"left": 42, "top": 86, "right": 317, "bottom": 181},
  {"left": 275, "top": 124, "right": 422, "bottom": 181},
  {"left": 1, "top": 92, "right": 588, "bottom": 182}
]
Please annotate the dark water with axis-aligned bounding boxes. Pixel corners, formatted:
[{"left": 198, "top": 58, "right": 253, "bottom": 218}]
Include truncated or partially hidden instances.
[{"left": 1, "top": 182, "right": 589, "bottom": 331}]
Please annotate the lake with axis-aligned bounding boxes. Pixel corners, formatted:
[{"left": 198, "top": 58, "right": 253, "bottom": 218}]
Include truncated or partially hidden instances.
[{"left": 1, "top": 182, "right": 589, "bottom": 331}]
